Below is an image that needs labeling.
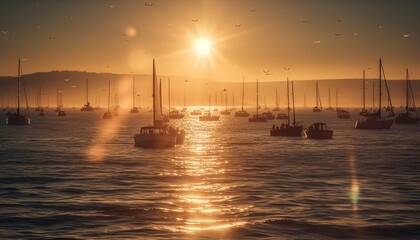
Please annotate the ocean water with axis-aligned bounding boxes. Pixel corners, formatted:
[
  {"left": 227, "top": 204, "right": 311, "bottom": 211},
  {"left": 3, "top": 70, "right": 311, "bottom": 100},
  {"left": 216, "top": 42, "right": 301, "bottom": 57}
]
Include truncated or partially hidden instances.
[{"left": 0, "top": 108, "right": 419, "bottom": 239}]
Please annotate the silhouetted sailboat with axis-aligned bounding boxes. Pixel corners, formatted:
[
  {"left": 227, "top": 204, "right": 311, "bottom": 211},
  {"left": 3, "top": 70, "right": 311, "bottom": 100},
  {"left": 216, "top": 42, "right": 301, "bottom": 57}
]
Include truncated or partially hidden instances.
[
  {"left": 272, "top": 88, "right": 280, "bottom": 111},
  {"left": 200, "top": 94, "right": 220, "bottom": 121},
  {"left": 359, "top": 70, "right": 368, "bottom": 116},
  {"left": 130, "top": 75, "right": 139, "bottom": 113},
  {"left": 249, "top": 78, "right": 267, "bottom": 122},
  {"left": 395, "top": 69, "right": 418, "bottom": 124},
  {"left": 167, "top": 78, "right": 185, "bottom": 119},
  {"left": 336, "top": 89, "right": 350, "bottom": 118},
  {"left": 313, "top": 81, "right": 322, "bottom": 112},
  {"left": 80, "top": 79, "right": 94, "bottom": 111},
  {"left": 355, "top": 58, "right": 393, "bottom": 129},
  {"left": 326, "top": 88, "right": 334, "bottom": 110},
  {"left": 271, "top": 78, "right": 302, "bottom": 136},
  {"left": 56, "top": 89, "right": 66, "bottom": 116},
  {"left": 235, "top": 77, "right": 250, "bottom": 117},
  {"left": 103, "top": 80, "right": 112, "bottom": 119},
  {"left": 134, "top": 59, "right": 184, "bottom": 148},
  {"left": 221, "top": 89, "right": 231, "bottom": 115},
  {"left": 304, "top": 123, "right": 333, "bottom": 139},
  {"left": 6, "top": 58, "right": 30, "bottom": 125}
]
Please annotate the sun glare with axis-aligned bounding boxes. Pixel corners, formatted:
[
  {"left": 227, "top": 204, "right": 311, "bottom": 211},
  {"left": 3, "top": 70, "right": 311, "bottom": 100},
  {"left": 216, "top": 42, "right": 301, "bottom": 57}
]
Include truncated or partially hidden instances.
[{"left": 195, "top": 39, "right": 211, "bottom": 55}]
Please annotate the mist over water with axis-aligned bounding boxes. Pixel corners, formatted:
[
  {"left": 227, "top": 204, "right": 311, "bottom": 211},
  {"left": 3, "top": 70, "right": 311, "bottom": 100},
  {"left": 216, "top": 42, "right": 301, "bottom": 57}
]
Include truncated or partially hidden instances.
[{"left": 0, "top": 108, "right": 419, "bottom": 239}]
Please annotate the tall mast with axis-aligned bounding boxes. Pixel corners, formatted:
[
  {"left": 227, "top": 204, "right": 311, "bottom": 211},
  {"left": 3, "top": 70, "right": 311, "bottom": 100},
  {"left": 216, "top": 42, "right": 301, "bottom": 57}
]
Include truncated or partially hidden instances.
[
  {"left": 336, "top": 89, "right": 338, "bottom": 109},
  {"left": 275, "top": 88, "right": 279, "bottom": 108},
  {"left": 215, "top": 91, "right": 217, "bottom": 110},
  {"left": 184, "top": 80, "right": 187, "bottom": 108},
  {"left": 108, "top": 80, "right": 110, "bottom": 113},
  {"left": 378, "top": 58, "right": 382, "bottom": 117},
  {"left": 232, "top": 91, "right": 235, "bottom": 109},
  {"left": 132, "top": 75, "right": 135, "bottom": 109},
  {"left": 328, "top": 88, "right": 331, "bottom": 108},
  {"left": 17, "top": 58, "right": 21, "bottom": 114},
  {"left": 292, "top": 80, "right": 296, "bottom": 125},
  {"left": 225, "top": 91, "right": 228, "bottom": 110},
  {"left": 304, "top": 92, "right": 306, "bottom": 108},
  {"left": 86, "top": 79, "right": 89, "bottom": 105},
  {"left": 373, "top": 81, "right": 375, "bottom": 109},
  {"left": 242, "top": 76, "right": 245, "bottom": 111},
  {"left": 362, "top": 70, "right": 366, "bottom": 110},
  {"left": 406, "top": 68, "right": 409, "bottom": 113},
  {"left": 287, "top": 77, "right": 290, "bottom": 124},
  {"left": 152, "top": 59, "right": 156, "bottom": 124},
  {"left": 315, "top": 81, "right": 319, "bottom": 108},
  {"left": 168, "top": 78, "right": 171, "bottom": 114},
  {"left": 159, "top": 78, "right": 162, "bottom": 113},
  {"left": 208, "top": 94, "right": 211, "bottom": 112},
  {"left": 256, "top": 78, "right": 259, "bottom": 115}
]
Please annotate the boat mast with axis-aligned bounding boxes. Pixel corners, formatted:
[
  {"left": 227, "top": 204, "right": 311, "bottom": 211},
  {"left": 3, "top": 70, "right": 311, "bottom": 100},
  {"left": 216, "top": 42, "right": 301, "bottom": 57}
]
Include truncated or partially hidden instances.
[
  {"left": 225, "top": 91, "right": 228, "bottom": 110},
  {"left": 208, "top": 94, "right": 211, "bottom": 112},
  {"left": 275, "top": 88, "right": 279, "bottom": 108},
  {"left": 373, "top": 81, "right": 375, "bottom": 109},
  {"left": 328, "top": 88, "right": 331, "bottom": 108},
  {"left": 152, "top": 59, "right": 156, "bottom": 124},
  {"left": 168, "top": 78, "right": 171, "bottom": 114},
  {"left": 363, "top": 70, "right": 366, "bottom": 110},
  {"left": 86, "top": 79, "right": 89, "bottom": 105},
  {"left": 287, "top": 77, "right": 290, "bottom": 124},
  {"left": 159, "top": 78, "right": 162, "bottom": 113},
  {"left": 132, "top": 75, "right": 135, "bottom": 109},
  {"left": 107, "top": 79, "right": 110, "bottom": 113},
  {"left": 336, "top": 89, "right": 338, "bottom": 109},
  {"left": 408, "top": 70, "right": 416, "bottom": 109},
  {"left": 256, "top": 78, "right": 259, "bottom": 115},
  {"left": 17, "top": 58, "right": 21, "bottom": 114},
  {"left": 406, "top": 68, "right": 409, "bottom": 113},
  {"left": 315, "top": 81, "right": 319, "bottom": 108},
  {"left": 215, "top": 91, "right": 217, "bottom": 110},
  {"left": 242, "top": 76, "right": 245, "bottom": 111},
  {"left": 292, "top": 80, "right": 296, "bottom": 125},
  {"left": 378, "top": 58, "right": 382, "bottom": 118},
  {"left": 304, "top": 92, "right": 306, "bottom": 108}
]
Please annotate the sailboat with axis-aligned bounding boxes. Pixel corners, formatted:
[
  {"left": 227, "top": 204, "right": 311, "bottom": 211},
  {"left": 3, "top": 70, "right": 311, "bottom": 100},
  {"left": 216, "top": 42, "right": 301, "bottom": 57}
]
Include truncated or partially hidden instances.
[
  {"left": 167, "top": 78, "right": 185, "bottom": 119},
  {"left": 6, "top": 58, "right": 30, "bottom": 125},
  {"left": 181, "top": 80, "right": 188, "bottom": 113},
  {"left": 235, "top": 77, "right": 250, "bottom": 117},
  {"left": 80, "top": 79, "right": 94, "bottom": 111},
  {"left": 130, "top": 75, "right": 139, "bottom": 113},
  {"left": 355, "top": 58, "right": 393, "bottom": 129},
  {"left": 221, "top": 89, "right": 231, "bottom": 115},
  {"left": 56, "top": 89, "right": 66, "bottom": 116},
  {"left": 359, "top": 70, "right": 368, "bottom": 116},
  {"left": 270, "top": 78, "right": 302, "bottom": 136},
  {"left": 200, "top": 94, "right": 220, "bottom": 121},
  {"left": 249, "top": 78, "right": 267, "bottom": 122},
  {"left": 102, "top": 80, "right": 113, "bottom": 119},
  {"left": 395, "top": 69, "right": 418, "bottom": 124},
  {"left": 272, "top": 88, "right": 280, "bottom": 111},
  {"left": 313, "top": 81, "right": 322, "bottom": 112},
  {"left": 134, "top": 59, "right": 185, "bottom": 148},
  {"left": 35, "top": 85, "right": 43, "bottom": 111},
  {"left": 336, "top": 89, "right": 350, "bottom": 118},
  {"left": 326, "top": 88, "right": 334, "bottom": 110}
]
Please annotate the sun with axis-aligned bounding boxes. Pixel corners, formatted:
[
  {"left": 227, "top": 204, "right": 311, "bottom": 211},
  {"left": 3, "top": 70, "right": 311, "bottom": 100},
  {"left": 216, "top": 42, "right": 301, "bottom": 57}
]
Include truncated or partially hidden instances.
[{"left": 195, "top": 39, "right": 212, "bottom": 55}]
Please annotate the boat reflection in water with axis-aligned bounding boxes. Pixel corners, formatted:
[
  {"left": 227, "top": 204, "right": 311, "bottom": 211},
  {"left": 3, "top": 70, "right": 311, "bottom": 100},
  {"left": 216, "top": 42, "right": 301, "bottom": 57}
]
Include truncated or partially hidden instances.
[{"left": 134, "top": 59, "right": 185, "bottom": 148}]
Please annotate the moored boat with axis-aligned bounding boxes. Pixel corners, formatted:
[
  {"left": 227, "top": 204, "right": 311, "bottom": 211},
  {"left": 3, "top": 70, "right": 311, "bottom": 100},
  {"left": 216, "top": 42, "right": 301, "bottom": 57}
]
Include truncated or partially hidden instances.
[{"left": 304, "top": 123, "right": 333, "bottom": 139}]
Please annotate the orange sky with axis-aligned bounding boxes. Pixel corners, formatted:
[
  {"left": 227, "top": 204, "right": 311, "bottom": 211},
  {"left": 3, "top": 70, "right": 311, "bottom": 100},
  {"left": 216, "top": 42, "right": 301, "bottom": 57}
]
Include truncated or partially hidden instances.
[{"left": 1, "top": 0, "right": 419, "bottom": 81}]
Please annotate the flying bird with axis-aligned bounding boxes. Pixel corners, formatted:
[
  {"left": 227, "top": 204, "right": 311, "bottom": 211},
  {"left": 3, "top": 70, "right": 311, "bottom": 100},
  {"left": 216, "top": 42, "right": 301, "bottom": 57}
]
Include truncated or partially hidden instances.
[
  {"left": 250, "top": 9, "right": 255, "bottom": 13},
  {"left": 223, "top": 88, "right": 228, "bottom": 92},
  {"left": 67, "top": 16, "right": 75, "bottom": 20},
  {"left": 1, "top": 30, "right": 10, "bottom": 35},
  {"left": 71, "top": 85, "right": 76, "bottom": 88},
  {"left": 352, "top": 32, "right": 359, "bottom": 36},
  {"left": 337, "top": 19, "right": 343, "bottom": 23},
  {"left": 312, "top": 40, "right": 321, "bottom": 44},
  {"left": 284, "top": 67, "right": 291, "bottom": 71},
  {"left": 368, "top": 67, "right": 374, "bottom": 70},
  {"left": 235, "top": 24, "right": 242, "bottom": 27},
  {"left": 105, "top": 66, "right": 112, "bottom": 69},
  {"left": 109, "top": 4, "right": 115, "bottom": 8},
  {"left": 191, "top": 19, "right": 198, "bottom": 22},
  {"left": 184, "top": 79, "right": 190, "bottom": 83},
  {"left": 49, "top": 35, "right": 56, "bottom": 40},
  {"left": 64, "top": 78, "right": 70, "bottom": 82},
  {"left": 35, "top": 25, "right": 41, "bottom": 29},
  {"left": 377, "top": 24, "right": 384, "bottom": 29},
  {"left": 166, "top": 21, "right": 174, "bottom": 26},
  {"left": 301, "top": 20, "right": 307, "bottom": 24},
  {"left": 403, "top": 33, "right": 410, "bottom": 38},
  {"left": 144, "top": 3, "right": 153, "bottom": 7},
  {"left": 334, "top": 33, "right": 342, "bottom": 36},
  {"left": 263, "top": 69, "right": 270, "bottom": 75}
]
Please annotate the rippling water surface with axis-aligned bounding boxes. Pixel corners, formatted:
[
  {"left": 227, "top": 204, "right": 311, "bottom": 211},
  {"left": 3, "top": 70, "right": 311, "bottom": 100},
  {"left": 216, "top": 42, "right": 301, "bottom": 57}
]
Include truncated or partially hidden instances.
[{"left": 0, "top": 108, "right": 419, "bottom": 239}]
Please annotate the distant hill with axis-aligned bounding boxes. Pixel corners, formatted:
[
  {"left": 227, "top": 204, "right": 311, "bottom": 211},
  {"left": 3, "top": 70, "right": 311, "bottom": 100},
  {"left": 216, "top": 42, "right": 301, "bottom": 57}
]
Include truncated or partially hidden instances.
[{"left": 0, "top": 71, "right": 418, "bottom": 109}]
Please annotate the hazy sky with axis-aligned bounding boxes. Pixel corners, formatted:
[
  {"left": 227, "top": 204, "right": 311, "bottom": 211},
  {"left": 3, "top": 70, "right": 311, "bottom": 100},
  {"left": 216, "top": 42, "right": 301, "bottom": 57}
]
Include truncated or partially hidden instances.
[{"left": 1, "top": 0, "right": 419, "bottom": 81}]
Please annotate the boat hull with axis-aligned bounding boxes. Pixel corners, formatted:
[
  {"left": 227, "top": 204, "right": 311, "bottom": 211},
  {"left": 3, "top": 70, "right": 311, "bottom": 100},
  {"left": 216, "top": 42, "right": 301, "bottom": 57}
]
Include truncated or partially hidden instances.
[
  {"left": 134, "top": 134, "right": 176, "bottom": 148},
  {"left": 304, "top": 129, "right": 333, "bottom": 139},
  {"left": 6, "top": 115, "right": 30, "bottom": 125},
  {"left": 355, "top": 118, "right": 393, "bottom": 129},
  {"left": 270, "top": 125, "right": 302, "bottom": 137},
  {"left": 235, "top": 111, "right": 249, "bottom": 117}
]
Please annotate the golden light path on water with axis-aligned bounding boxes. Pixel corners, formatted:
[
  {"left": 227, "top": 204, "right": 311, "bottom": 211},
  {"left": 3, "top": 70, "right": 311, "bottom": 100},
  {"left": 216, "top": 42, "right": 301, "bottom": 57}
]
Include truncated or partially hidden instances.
[
  {"left": 159, "top": 118, "right": 250, "bottom": 233},
  {"left": 349, "top": 153, "right": 360, "bottom": 212}
]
